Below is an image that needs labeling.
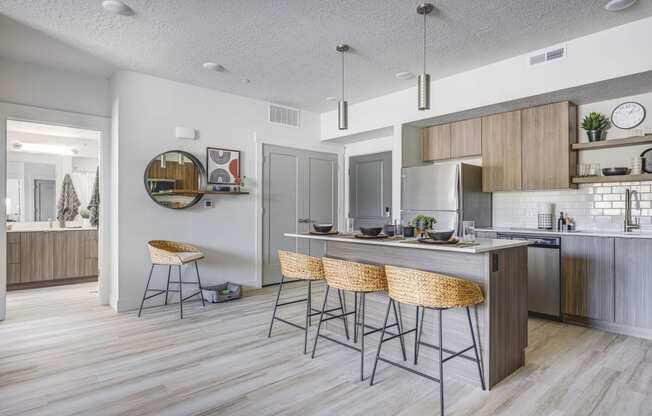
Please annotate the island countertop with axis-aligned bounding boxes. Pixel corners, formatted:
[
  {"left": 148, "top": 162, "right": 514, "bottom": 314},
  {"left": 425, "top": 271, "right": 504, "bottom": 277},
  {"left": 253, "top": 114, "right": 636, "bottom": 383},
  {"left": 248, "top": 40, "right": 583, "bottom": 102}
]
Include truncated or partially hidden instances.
[{"left": 284, "top": 233, "right": 530, "bottom": 254}]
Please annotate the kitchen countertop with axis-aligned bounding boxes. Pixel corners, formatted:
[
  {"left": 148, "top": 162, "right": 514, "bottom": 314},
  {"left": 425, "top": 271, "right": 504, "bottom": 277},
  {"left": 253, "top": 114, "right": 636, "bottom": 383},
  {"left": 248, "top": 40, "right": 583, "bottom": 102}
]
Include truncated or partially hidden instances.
[
  {"left": 477, "top": 227, "right": 652, "bottom": 239},
  {"left": 6, "top": 225, "right": 97, "bottom": 233},
  {"left": 285, "top": 233, "right": 530, "bottom": 254}
]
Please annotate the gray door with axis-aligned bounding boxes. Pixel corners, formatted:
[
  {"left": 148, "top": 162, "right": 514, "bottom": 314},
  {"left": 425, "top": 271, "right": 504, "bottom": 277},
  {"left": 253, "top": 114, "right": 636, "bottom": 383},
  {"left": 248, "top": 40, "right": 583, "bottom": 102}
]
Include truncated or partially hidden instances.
[
  {"left": 34, "top": 179, "right": 56, "bottom": 221},
  {"left": 349, "top": 152, "right": 392, "bottom": 229},
  {"left": 262, "top": 145, "right": 338, "bottom": 285}
]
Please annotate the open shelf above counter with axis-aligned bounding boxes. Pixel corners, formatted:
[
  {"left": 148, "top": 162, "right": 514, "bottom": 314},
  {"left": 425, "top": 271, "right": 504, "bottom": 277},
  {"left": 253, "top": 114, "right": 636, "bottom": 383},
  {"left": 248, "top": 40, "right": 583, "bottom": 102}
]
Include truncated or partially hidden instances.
[
  {"left": 572, "top": 135, "right": 652, "bottom": 151},
  {"left": 572, "top": 174, "right": 652, "bottom": 184}
]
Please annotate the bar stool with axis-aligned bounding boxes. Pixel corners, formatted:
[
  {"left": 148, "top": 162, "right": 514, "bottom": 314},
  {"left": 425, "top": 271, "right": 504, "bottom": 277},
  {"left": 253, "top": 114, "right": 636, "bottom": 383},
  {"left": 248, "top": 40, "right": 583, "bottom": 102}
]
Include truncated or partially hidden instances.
[
  {"left": 312, "top": 257, "right": 406, "bottom": 381},
  {"left": 138, "top": 240, "right": 206, "bottom": 319},
  {"left": 370, "top": 265, "right": 485, "bottom": 416},
  {"left": 268, "top": 251, "right": 350, "bottom": 354}
]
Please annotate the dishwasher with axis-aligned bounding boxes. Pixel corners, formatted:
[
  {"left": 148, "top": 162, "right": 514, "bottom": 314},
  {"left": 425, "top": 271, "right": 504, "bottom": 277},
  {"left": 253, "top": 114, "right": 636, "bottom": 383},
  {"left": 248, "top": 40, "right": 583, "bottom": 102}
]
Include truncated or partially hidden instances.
[{"left": 497, "top": 233, "right": 561, "bottom": 319}]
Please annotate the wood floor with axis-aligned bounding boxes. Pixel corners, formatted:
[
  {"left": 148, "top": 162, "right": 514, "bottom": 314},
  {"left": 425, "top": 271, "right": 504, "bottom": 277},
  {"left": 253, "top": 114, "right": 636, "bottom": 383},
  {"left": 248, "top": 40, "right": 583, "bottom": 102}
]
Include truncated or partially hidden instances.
[{"left": 1, "top": 282, "right": 651, "bottom": 416}]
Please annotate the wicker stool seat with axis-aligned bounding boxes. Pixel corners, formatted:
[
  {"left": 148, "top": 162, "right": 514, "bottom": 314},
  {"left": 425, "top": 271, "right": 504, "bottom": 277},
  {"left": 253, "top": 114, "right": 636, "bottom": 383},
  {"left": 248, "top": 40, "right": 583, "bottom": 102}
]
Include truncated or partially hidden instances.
[
  {"left": 138, "top": 240, "right": 206, "bottom": 319},
  {"left": 311, "top": 258, "right": 406, "bottom": 381},
  {"left": 370, "top": 265, "right": 486, "bottom": 416},
  {"left": 268, "top": 251, "right": 350, "bottom": 354}
]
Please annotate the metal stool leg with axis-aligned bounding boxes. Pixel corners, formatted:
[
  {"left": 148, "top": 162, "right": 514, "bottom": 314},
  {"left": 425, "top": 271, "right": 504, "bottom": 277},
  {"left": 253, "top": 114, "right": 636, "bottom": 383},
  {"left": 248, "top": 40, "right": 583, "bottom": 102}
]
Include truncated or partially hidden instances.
[
  {"left": 308, "top": 281, "right": 312, "bottom": 326},
  {"left": 414, "top": 306, "right": 420, "bottom": 365},
  {"left": 392, "top": 300, "right": 407, "bottom": 361},
  {"left": 437, "top": 309, "right": 444, "bottom": 416},
  {"left": 369, "top": 299, "right": 393, "bottom": 386},
  {"left": 467, "top": 307, "right": 486, "bottom": 390},
  {"left": 353, "top": 292, "right": 359, "bottom": 343},
  {"left": 337, "top": 289, "right": 350, "bottom": 340},
  {"left": 164, "top": 266, "right": 171, "bottom": 305},
  {"left": 194, "top": 261, "right": 205, "bottom": 307},
  {"left": 311, "top": 286, "right": 331, "bottom": 359},
  {"left": 415, "top": 306, "right": 426, "bottom": 364},
  {"left": 138, "top": 264, "right": 155, "bottom": 317},
  {"left": 304, "top": 281, "right": 311, "bottom": 354},
  {"left": 178, "top": 265, "right": 183, "bottom": 319},
  {"left": 360, "top": 292, "right": 366, "bottom": 381},
  {"left": 267, "top": 275, "right": 285, "bottom": 338}
]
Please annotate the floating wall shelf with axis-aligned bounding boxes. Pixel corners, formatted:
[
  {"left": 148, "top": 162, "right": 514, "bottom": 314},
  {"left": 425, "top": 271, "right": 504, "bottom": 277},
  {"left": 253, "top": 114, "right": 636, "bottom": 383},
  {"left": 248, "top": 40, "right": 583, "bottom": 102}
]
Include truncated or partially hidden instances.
[
  {"left": 151, "top": 189, "right": 249, "bottom": 196},
  {"left": 571, "top": 174, "right": 652, "bottom": 184},
  {"left": 572, "top": 135, "right": 652, "bottom": 151}
]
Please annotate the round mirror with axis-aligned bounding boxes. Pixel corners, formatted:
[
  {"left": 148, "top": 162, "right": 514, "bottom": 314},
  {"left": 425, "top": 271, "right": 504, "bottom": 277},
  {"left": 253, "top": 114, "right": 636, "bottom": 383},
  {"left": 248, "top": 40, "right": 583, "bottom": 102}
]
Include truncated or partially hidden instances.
[{"left": 144, "top": 150, "right": 206, "bottom": 209}]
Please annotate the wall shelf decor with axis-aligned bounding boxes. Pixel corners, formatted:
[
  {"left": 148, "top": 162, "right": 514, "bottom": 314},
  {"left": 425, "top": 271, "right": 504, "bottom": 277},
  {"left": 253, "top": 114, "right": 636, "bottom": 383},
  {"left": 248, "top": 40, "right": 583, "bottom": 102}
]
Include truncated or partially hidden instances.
[{"left": 571, "top": 135, "right": 652, "bottom": 151}]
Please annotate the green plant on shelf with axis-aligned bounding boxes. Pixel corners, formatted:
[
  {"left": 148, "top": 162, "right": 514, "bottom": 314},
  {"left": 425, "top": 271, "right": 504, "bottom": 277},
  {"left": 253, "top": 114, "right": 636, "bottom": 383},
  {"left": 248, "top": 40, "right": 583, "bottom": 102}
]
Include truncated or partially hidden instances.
[
  {"left": 413, "top": 215, "right": 437, "bottom": 230},
  {"left": 581, "top": 112, "right": 610, "bottom": 131}
]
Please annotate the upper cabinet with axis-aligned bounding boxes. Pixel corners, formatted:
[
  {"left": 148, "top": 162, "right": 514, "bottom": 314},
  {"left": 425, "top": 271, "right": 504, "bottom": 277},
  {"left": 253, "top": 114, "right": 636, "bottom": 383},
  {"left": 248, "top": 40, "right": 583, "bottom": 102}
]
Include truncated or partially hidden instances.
[
  {"left": 481, "top": 110, "right": 522, "bottom": 192},
  {"left": 451, "top": 118, "right": 482, "bottom": 158},
  {"left": 521, "top": 102, "right": 577, "bottom": 190},
  {"left": 421, "top": 124, "right": 451, "bottom": 161}
]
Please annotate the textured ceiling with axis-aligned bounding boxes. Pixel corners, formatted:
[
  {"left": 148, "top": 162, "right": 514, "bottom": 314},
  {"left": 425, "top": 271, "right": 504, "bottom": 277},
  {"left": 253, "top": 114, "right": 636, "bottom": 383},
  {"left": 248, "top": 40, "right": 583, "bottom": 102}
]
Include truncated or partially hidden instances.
[{"left": 1, "top": 0, "right": 652, "bottom": 112}]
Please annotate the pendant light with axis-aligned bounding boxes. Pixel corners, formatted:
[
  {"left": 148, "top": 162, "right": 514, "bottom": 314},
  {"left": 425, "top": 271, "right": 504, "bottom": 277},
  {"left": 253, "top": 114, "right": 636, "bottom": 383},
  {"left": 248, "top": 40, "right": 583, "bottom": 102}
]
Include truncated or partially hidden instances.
[
  {"left": 336, "top": 44, "right": 350, "bottom": 130},
  {"left": 417, "top": 3, "right": 434, "bottom": 111}
]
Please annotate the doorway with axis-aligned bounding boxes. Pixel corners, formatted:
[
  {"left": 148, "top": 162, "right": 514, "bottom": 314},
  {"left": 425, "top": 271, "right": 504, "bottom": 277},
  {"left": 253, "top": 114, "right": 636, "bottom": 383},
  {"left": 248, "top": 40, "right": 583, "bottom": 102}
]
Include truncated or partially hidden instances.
[
  {"left": 261, "top": 144, "right": 338, "bottom": 285},
  {"left": 1, "top": 103, "right": 110, "bottom": 321},
  {"left": 348, "top": 151, "right": 392, "bottom": 229}
]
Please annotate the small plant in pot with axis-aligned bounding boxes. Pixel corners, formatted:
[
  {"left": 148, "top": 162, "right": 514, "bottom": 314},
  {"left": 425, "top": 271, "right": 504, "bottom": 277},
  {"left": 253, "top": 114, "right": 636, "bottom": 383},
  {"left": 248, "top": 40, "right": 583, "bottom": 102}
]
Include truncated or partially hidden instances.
[
  {"left": 581, "top": 112, "right": 610, "bottom": 142},
  {"left": 413, "top": 215, "right": 437, "bottom": 237}
]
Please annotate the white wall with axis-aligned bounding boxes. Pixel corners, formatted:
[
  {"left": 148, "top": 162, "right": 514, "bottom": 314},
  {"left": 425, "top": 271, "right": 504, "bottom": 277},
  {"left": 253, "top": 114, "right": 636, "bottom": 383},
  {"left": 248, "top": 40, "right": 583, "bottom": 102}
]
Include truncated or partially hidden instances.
[
  {"left": 0, "top": 58, "right": 111, "bottom": 117},
  {"left": 321, "top": 16, "right": 652, "bottom": 141},
  {"left": 112, "top": 71, "right": 342, "bottom": 311}
]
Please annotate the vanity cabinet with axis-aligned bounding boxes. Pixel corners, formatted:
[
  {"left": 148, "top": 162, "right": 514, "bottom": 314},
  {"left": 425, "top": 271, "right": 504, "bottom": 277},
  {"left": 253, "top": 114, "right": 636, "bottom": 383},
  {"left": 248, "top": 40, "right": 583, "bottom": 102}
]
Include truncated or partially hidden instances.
[
  {"left": 451, "top": 118, "right": 482, "bottom": 158},
  {"left": 421, "top": 124, "right": 451, "bottom": 161},
  {"left": 481, "top": 110, "right": 522, "bottom": 192},
  {"left": 561, "top": 236, "right": 614, "bottom": 322},
  {"left": 615, "top": 238, "right": 652, "bottom": 329},
  {"left": 521, "top": 102, "right": 577, "bottom": 190},
  {"left": 7, "top": 230, "right": 98, "bottom": 288}
]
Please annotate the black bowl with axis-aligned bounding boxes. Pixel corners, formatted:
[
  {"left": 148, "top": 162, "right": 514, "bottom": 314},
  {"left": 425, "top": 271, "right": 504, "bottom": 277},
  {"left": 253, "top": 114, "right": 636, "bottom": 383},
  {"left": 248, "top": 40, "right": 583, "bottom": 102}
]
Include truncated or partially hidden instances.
[
  {"left": 602, "top": 167, "right": 630, "bottom": 176},
  {"left": 426, "top": 229, "right": 455, "bottom": 241},
  {"left": 383, "top": 224, "right": 395, "bottom": 237},
  {"left": 359, "top": 227, "right": 383, "bottom": 237},
  {"left": 313, "top": 224, "right": 333, "bottom": 233}
]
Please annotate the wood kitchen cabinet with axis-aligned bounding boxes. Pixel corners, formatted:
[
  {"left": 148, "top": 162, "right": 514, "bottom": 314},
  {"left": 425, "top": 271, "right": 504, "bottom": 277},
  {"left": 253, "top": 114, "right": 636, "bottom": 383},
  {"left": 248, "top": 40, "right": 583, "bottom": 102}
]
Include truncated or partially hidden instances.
[
  {"left": 615, "top": 238, "right": 652, "bottom": 329},
  {"left": 481, "top": 110, "right": 522, "bottom": 192},
  {"left": 451, "top": 118, "right": 482, "bottom": 158},
  {"left": 53, "top": 230, "right": 98, "bottom": 279},
  {"left": 20, "top": 232, "right": 54, "bottom": 283},
  {"left": 421, "top": 124, "right": 451, "bottom": 161},
  {"left": 7, "top": 232, "right": 21, "bottom": 285},
  {"left": 521, "top": 102, "right": 577, "bottom": 190},
  {"left": 561, "top": 236, "right": 614, "bottom": 322}
]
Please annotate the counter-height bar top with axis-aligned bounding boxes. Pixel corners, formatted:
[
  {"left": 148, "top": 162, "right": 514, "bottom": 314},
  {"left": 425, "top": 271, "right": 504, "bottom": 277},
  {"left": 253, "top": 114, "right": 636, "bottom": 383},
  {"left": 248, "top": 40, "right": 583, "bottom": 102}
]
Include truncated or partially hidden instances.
[
  {"left": 283, "top": 232, "right": 529, "bottom": 389},
  {"left": 7, "top": 224, "right": 97, "bottom": 233},
  {"left": 477, "top": 227, "right": 652, "bottom": 239},
  {"left": 284, "top": 233, "right": 530, "bottom": 253}
]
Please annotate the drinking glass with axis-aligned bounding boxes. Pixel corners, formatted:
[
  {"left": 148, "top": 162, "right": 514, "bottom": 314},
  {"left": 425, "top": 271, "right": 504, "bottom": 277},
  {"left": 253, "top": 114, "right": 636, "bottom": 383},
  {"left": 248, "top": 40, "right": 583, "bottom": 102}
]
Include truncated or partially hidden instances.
[
  {"left": 462, "top": 220, "right": 476, "bottom": 242},
  {"left": 346, "top": 217, "right": 355, "bottom": 234}
]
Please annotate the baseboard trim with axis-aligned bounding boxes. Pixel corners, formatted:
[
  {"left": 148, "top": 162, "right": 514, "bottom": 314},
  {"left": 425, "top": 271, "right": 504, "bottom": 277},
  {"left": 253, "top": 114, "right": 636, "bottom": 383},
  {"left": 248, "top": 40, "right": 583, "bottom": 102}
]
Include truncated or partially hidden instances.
[
  {"left": 7, "top": 276, "right": 98, "bottom": 291},
  {"left": 563, "top": 314, "right": 652, "bottom": 341}
]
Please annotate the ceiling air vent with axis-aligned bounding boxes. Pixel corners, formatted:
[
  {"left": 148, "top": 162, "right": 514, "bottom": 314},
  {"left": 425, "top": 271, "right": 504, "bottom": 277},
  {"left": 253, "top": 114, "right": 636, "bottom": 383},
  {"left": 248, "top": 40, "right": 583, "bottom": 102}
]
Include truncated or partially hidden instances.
[
  {"left": 269, "top": 104, "right": 301, "bottom": 128},
  {"left": 529, "top": 44, "right": 567, "bottom": 66}
]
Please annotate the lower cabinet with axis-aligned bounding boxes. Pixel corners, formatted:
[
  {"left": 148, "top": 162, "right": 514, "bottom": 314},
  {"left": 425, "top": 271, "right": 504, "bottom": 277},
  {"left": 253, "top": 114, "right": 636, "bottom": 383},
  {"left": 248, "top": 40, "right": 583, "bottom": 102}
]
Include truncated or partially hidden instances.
[
  {"left": 20, "top": 232, "right": 55, "bottom": 283},
  {"left": 615, "top": 238, "right": 652, "bottom": 329},
  {"left": 561, "top": 236, "right": 614, "bottom": 322}
]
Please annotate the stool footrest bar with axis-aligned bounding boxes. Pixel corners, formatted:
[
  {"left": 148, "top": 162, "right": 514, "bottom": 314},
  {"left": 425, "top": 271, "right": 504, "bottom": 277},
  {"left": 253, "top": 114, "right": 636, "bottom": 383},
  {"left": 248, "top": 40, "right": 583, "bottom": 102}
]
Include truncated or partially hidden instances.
[
  {"left": 418, "top": 340, "right": 478, "bottom": 363},
  {"left": 377, "top": 356, "right": 441, "bottom": 383}
]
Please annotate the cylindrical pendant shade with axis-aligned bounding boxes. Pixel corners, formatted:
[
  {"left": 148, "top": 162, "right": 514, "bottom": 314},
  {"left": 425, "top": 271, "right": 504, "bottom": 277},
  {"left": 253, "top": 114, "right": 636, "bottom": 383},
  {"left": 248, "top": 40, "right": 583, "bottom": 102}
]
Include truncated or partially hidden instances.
[
  {"left": 418, "top": 73, "right": 430, "bottom": 111},
  {"left": 338, "top": 100, "right": 348, "bottom": 130}
]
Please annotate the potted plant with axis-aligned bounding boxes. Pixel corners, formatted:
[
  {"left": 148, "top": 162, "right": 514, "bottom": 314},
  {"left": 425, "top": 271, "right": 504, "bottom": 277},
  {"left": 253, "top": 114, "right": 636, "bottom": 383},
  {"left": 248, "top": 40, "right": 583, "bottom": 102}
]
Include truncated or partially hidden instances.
[
  {"left": 413, "top": 215, "right": 437, "bottom": 237},
  {"left": 581, "top": 112, "right": 610, "bottom": 142},
  {"left": 79, "top": 208, "right": 90, "bottom": 226}
]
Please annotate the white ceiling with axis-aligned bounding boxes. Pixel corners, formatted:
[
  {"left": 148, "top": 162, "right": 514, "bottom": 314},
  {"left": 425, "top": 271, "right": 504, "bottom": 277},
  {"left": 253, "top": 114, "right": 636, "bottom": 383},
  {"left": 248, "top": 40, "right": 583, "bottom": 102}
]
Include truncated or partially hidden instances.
[
  {"left": 1, "top": 1, "right": 651, "bottom": 112},
  {"left": 7, "top": 120, "right": 99, "bottom": 158}
]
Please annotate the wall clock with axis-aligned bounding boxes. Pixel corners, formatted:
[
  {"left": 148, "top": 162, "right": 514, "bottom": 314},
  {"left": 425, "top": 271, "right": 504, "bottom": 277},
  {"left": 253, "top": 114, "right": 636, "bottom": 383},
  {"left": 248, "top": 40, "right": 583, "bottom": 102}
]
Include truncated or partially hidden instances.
[{"left": 611, "top": 101, "right": 646, "bottom": 129}]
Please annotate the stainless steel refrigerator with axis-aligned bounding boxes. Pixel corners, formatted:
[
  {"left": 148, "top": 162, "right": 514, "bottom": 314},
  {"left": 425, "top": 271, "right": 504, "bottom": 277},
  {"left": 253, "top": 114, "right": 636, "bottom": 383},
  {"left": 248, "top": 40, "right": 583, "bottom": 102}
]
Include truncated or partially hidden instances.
[{"left": 401, "top": 162, "right": 492, "bottom": 235}]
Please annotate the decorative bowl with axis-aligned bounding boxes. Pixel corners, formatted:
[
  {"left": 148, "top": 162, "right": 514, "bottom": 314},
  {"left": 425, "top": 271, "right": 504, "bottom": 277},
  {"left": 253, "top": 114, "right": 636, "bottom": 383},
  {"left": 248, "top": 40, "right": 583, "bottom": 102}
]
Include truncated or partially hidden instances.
[
  {"left": 313, "top": 224, "right": 333, "bottom": 233},
  {"left": 426, "top": 229, "right": 455, "bottom": 241},
  {"left": 602, "top": 167, "right": 630, "bottom": 176},
  {"left": 359, "top": 227, "right": 383, "bottom": 237},
  {"left": 383, "top": 224, "right": 395, "bottom": 237}
]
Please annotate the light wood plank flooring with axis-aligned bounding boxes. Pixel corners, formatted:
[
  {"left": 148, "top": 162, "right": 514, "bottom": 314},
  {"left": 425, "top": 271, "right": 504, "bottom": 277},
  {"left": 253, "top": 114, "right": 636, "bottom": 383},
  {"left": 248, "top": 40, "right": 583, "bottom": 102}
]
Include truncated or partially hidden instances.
[{"left": 1, "top": 282, "right": 651, "bottom": 416}]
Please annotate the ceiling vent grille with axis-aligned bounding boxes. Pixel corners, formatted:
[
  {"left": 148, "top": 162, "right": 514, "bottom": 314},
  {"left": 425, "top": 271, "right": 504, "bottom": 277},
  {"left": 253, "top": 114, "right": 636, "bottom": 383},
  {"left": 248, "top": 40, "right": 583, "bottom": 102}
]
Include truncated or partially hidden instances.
[
  {"left": 269, "top": 104, "right": 301, "bottom": 128},
  {"left": 529, "top": 45, "right": 567, "bottom": 66}
]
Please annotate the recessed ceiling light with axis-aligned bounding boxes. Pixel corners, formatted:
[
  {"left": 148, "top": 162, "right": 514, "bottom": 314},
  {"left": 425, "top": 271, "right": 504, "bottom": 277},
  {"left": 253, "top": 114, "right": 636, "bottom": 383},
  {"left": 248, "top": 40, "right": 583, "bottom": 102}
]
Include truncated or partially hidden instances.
[
  {"left": 202, "top": 62, "right": 225, "bottom": 71},
  {"left": 604, "top": 0, "right": 637, "bottom": 11},
  {"left": 101, "top": 0, "right": 134, "bottom": 16},
  {"left": 325, "top": 96, "right": 339, "bottom": 101},
  {"left": 395, "top": 71, "right": 415, "bottom": 80}
]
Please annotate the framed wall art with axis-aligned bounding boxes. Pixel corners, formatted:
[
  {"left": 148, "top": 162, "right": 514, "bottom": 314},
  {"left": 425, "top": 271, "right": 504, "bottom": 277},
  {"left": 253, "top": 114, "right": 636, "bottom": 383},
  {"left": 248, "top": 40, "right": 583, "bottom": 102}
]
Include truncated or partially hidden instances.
[{"left": 206, "top": 147, "right": 241, "bottom": 185}]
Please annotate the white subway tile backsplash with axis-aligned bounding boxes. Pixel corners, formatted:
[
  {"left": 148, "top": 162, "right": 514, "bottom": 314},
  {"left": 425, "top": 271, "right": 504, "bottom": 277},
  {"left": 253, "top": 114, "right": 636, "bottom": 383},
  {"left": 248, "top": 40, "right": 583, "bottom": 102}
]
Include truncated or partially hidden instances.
[{"left": 493, "top": 181, "right": 652, "bottom": 231}]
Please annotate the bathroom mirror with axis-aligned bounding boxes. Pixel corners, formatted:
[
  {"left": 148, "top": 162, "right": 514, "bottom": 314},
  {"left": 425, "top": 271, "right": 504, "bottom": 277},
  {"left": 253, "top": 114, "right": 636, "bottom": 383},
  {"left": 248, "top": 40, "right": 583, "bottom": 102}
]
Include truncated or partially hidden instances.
[{"left": 144, "top": 150, "right": 206, "bottom": 209}]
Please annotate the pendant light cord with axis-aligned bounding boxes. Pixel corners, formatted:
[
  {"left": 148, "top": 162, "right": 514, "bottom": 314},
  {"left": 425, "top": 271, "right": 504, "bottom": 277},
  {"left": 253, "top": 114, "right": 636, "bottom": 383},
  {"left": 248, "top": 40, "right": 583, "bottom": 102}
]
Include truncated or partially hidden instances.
[
  {"left": 341, "top": 50, "right": 345, "bottom": 101},
  {"left": 423, "top": 11, "right": 427, "bottom": 74}
]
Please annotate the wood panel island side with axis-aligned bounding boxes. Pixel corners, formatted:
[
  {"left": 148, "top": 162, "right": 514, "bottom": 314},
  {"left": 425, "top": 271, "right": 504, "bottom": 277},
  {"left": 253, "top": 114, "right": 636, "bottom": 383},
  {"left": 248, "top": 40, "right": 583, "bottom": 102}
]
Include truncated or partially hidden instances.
[{"left": 284, "top": 233, "right": 530, "bottom": 389}]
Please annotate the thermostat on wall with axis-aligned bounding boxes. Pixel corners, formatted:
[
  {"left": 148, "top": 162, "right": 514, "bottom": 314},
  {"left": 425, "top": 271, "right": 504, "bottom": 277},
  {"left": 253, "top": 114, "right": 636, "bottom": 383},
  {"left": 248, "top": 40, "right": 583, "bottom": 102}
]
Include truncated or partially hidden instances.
[{"left": 175, "top": 127, "right": 197, "bottom": 140}]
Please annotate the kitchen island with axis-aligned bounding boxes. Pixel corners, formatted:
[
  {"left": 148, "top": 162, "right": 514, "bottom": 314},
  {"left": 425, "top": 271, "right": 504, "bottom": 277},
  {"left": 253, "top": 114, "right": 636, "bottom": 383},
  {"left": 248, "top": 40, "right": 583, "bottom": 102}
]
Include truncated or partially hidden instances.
[{"left": 285, "top": 233, "right": 530, "bottom": 389}]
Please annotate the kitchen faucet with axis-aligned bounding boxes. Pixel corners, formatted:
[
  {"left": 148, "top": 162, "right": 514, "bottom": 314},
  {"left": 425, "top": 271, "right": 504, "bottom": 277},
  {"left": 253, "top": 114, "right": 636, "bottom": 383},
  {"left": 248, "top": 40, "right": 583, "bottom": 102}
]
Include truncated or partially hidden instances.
[{"left": 624, "top": 188, "right": 640, "bottom": 232}]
